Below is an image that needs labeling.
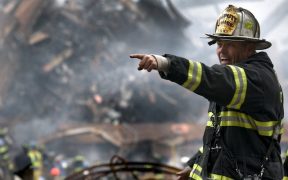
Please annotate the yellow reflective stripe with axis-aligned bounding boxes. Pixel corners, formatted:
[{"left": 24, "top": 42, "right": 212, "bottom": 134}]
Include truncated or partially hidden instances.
[
  {"left": 190, "top": 173, "right": 202, "bottom": 180},
  {"left": 220, "top": 120, "right": 273, "bottom": 136},
  {"left": 239, "top": 67, "right": 247, "bottom": 107},
  {"left": 207, "top": 112, "right": 214, "bottom": 127},
  {"left": 183, "top": 61, "right": 202, "bottom": 91},
  {"left": 258, "top": 130, "right": 274, "bottom": 136},
  {"left": 35, "top": 152, "right": 42, "bottom": 168},
  {"left": 0, "top": 146, "right": 8, "bottom": 153},
  {"left": 28, "top": 152, "right": 34, "bottom": 161},
  {"left": 283, "top": 176, "right": 288, "bottom": 180},
  {"left": 189, "top": 164, "right": 203, "bottom": 180},
  {"left": 227, "top": 65, "right": 240, "bottom": 108},
  {"left": 207, "top": 120, "right": 213, "bottom": 127},
  {"left": 280, "top": 126, "right": 285, "bottom": 134},
  {"left": 192, "top": 163, "right": 202, "bottom": 173},
  {"left": 183, "top": 60, "right": 194, "bottom": 88},
  {"left": 208, "top": 112, "right": 213, "bottom": 117},
  {"left": 199, "top": 146, "right": 203, "bottom": 153},
  {"left": 207, "top": 111, "right": 281, "bottom": 137},
  {"left": 210, "top": 173, "right": 233, "bottom": 180},
  {"left": 220, "top": 120, "right": 252, "bottom": 128},
  {"left": 227, "top": 65, "right": 247, "bottom": 109},
  {"left": 254, "top": 120, "right": 278, "bottom": 127},
  {"left": 28, "top": 151, "right": 42, "bottom": 168}
]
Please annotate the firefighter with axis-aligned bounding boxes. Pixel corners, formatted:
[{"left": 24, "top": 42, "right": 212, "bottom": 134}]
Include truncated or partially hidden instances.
[
  {"left": 23, "top": 142, "right": 43, "bottom": 180},
  {"left": 68, "top": 155, "right": 88, "bottom": 174},
  {"left": 0, "top": 127, "right": 14, "bottom": 180},
  {"left": 130, "top": 4, "right": 283, "bottom": 180}
]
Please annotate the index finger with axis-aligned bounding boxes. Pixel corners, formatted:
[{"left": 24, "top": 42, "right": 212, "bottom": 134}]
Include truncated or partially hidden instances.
[{"left": 129, "top": 54, "right": 146, "bottom": 60}]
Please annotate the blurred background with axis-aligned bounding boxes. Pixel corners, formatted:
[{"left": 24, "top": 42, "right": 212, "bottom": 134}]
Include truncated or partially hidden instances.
[{"left": 0, "top": 0, "right": 287, "bottom": 179}]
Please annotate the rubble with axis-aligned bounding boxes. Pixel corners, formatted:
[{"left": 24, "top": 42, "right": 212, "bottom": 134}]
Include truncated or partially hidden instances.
[
  {"left": 43, "top": 48, "right": 73, "bottom": 73},
  {"left": 28, "top": 31, "right": 49, "bottom": 45},
  {"left": 0, "top": 0, "right": 206, "bottom": 178},
  {"left": 0, "top": 0, "right": 205, "bottom": 126}
]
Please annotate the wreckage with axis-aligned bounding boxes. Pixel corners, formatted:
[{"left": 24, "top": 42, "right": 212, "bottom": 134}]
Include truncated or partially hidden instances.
[
  {"left": 0, "top": 0, "right": 205, "bottom": 178},
  {"left": 65, "top": 155, "right": 181, "bottom": 180},
  {"left": 0, "top": 0, "right": 199, "bottom": 126}
]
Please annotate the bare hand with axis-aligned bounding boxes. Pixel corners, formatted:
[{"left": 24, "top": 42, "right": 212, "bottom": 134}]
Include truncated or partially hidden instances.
[
  {"left": 130, "top": 54, "right": 158, "bottom": 72},
  {"left": 176, "top": 166, "right": 191, "bottom": 180}
]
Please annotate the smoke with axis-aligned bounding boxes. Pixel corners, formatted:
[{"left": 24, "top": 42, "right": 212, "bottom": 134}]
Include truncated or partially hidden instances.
[{"left": 12, "top": 117, "right": 59, "bottom": 145}]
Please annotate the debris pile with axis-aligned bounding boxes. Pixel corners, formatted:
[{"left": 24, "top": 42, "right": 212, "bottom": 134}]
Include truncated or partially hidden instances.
[
  {"left": 0, "top": 0, "right": 206, "bottom": 129},
  {"left": 0, "top": 0, "right": 207, "bottom": 173}
]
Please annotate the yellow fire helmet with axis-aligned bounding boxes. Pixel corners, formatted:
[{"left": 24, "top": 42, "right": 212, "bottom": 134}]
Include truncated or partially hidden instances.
[{"left": 206, "top": 5, "right": 271, "bottom": 50}]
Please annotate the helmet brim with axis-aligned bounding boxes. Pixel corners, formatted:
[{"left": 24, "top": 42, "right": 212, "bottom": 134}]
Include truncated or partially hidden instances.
[{"left": 205, "top": 34, "right": 272, "bottom": 50}]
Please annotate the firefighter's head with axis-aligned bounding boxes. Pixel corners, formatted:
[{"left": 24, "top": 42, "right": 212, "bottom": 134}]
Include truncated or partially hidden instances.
[
  {"left": 73, "top": 155, "right": 85, "bottom": 163},
  {"left": 206, "top": 5, "right": 271, "bottom": 65},
  {"left": 22, "top": 141, "right": 38, "bottom": 152}
]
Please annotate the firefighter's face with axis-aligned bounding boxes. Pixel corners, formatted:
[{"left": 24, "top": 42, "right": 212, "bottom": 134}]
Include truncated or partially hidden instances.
[{"left": 216, "top": 41, "right": 255, "bottom": 65}]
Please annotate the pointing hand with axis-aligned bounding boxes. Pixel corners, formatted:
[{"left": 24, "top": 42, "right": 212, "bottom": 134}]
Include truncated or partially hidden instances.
[{"left": 130, "top": 54, "right": 158, "bottom": 72}]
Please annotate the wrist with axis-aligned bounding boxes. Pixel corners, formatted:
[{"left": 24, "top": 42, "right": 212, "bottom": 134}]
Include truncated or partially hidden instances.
[{"left": 151, "top": 54, "right": 170, "bottom": 72}]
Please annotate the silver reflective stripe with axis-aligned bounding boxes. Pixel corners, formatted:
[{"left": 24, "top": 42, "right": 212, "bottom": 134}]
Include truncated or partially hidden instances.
[
  {"left": 209, "top": 173, "right": 233, "bottom": 180},
  {"left": 183, "top": 61, "right": 202, "bottom": 91}
]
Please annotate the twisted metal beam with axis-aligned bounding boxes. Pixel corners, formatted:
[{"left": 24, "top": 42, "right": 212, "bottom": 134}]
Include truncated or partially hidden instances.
[{"left": 65, "top": 155, "right": 181, "bottom": 180}]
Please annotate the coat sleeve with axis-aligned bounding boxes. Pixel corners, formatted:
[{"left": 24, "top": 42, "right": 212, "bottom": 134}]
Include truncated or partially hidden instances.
[
  {"left": 186, "top": 147, "right": 203, "bottom": 167},
  {"left": 159, "top": 54, "right": 258, "bottom": 110}
]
